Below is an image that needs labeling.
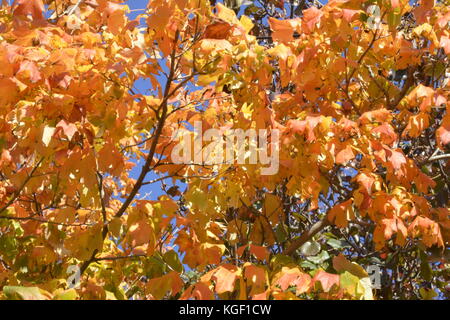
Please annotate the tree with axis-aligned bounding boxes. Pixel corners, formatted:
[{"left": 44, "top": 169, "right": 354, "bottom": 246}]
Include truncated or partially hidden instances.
[{"left": 0, "top": 0, "right": 448, "bottom": 300}]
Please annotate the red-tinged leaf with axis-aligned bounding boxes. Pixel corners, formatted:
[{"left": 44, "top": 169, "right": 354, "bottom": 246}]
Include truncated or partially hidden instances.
[
  {"left": 252, "top": 290, "right": 269, "bottom": 300},
  {"left": 276, "top": 269, "right": 300, "bottom": 291},
  {"left": 336, "top": 144, "right": 355, "bottom": 164},
  {"left": 408, "top": 216, "right": 444, "bottom": 248},
  {"left": 355, "top": 171, "right": 375, "bottom": 195},
  {"left": 412, "top": 0, "right": 434, "bottom": 24},
  {"left": 372, "top": 123, "right": 397, "bottom": 145},
  {"left": 180, "top": 282, "right": 214, "bottom": 300},
  {"left": 407, "top": 84, "right": 434, "bottom": 102},
  {"left": 386, "top": 148, "right": 407, "bottom": 170},
  {"left": 249, "top": 244, "right": 269, "bottom": 261},
  {"left": 0, "top": 149, "right": 12, "bottom": 165},
  {"left": 204, "top": 19, "right": 232, "bottom": 40},
  {"left": 338, "top": 117, "right": 358, "bottom": 133},
  {"left": 56, "top": 120, "right": 77, "bottom": 141},
  {"left": 201, "top": 243, "right": 225, "bottom": 265},
  {"left": 359, "top": 109, "right": 391, "bottom": 124},
  {"left": 13, "top": 0, "right": 44, "bottom": 20},
  {"left": 0, "top": 78, "right": 19, "bottom": 105},
  {"left": 437, "top": 115, "right": 450, "bottom": 146},
  {"left": 381, "top": 218, "right": 397, "bottom": 241},
  {"left": 244, "top": 265, "right": 266, "bottom": 297},
  {"left": 98, "top": 140, "right": 124, "bottom": 175},
  {"left": 342, "top": 9, "right": 359, "bottom": 23},
  {"left": 414, "top": 171, "right": 436, "bottom": 193},
  {"left": 212, "top": 265, "right": 239, "bottom": 294},
  {"left": 274, "top": 267, "right": 311, "bottom": 294},
  {"left": 440, "top": 36, "right": 450, "bottom": 54},
  {"left": 286, "top": 119, "right": 306, "bottom": 134},
  {"left": 437, "top": 11, "right": 450, "bottom": 28},
  {"left": 391, "top": 0, "right": 400, "bottom": 8},
  {"left": 17, "top": 60, "right": 41, "bottom": 83},
  {"left": 312, "top": 270, "right": 340, "bottom": 292},
  {"left": 104, "top": 2, "right": 127, "bottom": 15},
  {"left": 268, "top": 18, "right": 300, "bottom": 42},
  {"left": 127, "top": 219, "right": 152, "bottom": 247},
  {"left": 292, "top": 273, "right": 312, "bottom": 295},
  {"left": 402, "top": 113, "right": 429, "bottom": 138},
  {"left": 302, "top": 7, "right": 323, "bottom": 32},
  {"left": 146, "top": 272, "right": 183, "bottom": 299},
  {"left": 297, "top": 116, "right": 322, "bottom": 142}
]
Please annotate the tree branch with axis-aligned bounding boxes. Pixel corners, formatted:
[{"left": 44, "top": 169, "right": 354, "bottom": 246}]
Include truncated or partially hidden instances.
[
  {"left": 0, "top": 157, "right": 44, "bottom": 216},
  {"left": 425, "top": 153, "right": 450, "bottom": 163},
  {"left": 79, "top": 30, "right": 182, "bottom": 275},
  {"left": 284, "top": 217, "right": 330, "bottom": 256}
]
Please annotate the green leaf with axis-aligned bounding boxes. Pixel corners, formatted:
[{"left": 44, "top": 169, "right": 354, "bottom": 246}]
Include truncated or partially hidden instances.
[
  {"left": 326, "top": 238, "right": 351, "bottom": 249},
  {"left": 419, "top": 250, "right": 432, "bottom": 281},
  {"left": 275, "top": 224, "right": 288, "bottom": 243},
  {"left": 299, "top": 241, "right": 321, "bottom": 256},
  {"left": 270, "top": 254, "right": 295, "bottom": 269},
  {"left": 3, "top": 286, "right": 52, "bottom": 300},
  {"left": 306, "top": 250, "right": 330, "bottom": 264},
  {"left": 387, "top": 10, "right": 401, "bottom": 30},
  {"left": 339, "top": 271, "right": 361, "bottom": 296},
  {"left": 419, "top": 287, "right": 437, "bottom": 300},
  {"left": 299, "top": 260, "right": 317, "bottom": 270},
  {"left": 53, "top": 289, "right": 78, "bottom": 300},
  {"left": 163, "top": 250, "right": 183, "bottom": 273},
  {"left": 340, "top": 271, "right": 374, "bottom": 300}
]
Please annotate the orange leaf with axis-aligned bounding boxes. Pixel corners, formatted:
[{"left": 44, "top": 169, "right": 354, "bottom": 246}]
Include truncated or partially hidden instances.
[
  {"left": 204, "top": 19, "right": 232, "bottom": 39},
  {"left": 146, "top": 272, "right": 183, "bottom": 299},
  {"left": 268, "top": 18, "right": 300, "bottom": 42},
  {"left": 342, "top": 9, "right": 359, "bottom": 23},
  {"left": 13, "top": 0, "right": 44, "bottom": 20},
  {"left": 249, "top": 244, "right": 269, "bottom": 261},
  {"left": 127, "top": 219, "right": 152, "bottom": 247},
  {"left": 17, "top": 60, "right": 41, "bottom": 83},
  {"left": 302, "top": 7, "right": 323, "bottom": 32},
  {"left": 402, "top": 113, "right": 429, "bottom": 138},
  {"left": 359, "top": 109, "right": 390, "bottom": 124},
  {"left": 437, "top": 115, "right": 450, "bottom": 146},
  {"left": 180, "top": 282, "right": 214, "bottom": 300},
  {"left": 275, "top": 267, "right": 311, "bottom": 295},
  {"left": 312, "top": 270, "right": 340, "bottom": 292},
  {"left": 372, "top": 123, "right": 397, "bottom": 145},
  {"left": 327, "top": 199, "right": 355, "bottom": 228},
  {"left": 212, "top": 265, "right": 239, "bottom": 294},
  {"left": 440, "top": 36, "right": 450, "bottom": 54},
  {"left": 386, "top": 148, "right": 407, "bottom": 170},
  {"left": 244, "top": 265, "right": 266, "bottom": 297},
  {"left": 56, "top": 120, "right": 77, "bottom": 141},
  {"left": 336, "top": 145, "right": 355, "bottom": 164}
]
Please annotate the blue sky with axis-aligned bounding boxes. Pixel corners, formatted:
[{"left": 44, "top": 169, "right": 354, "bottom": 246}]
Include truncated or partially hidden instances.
[{"left": 125, "top": 0, "right": 172, "bottom": 201}]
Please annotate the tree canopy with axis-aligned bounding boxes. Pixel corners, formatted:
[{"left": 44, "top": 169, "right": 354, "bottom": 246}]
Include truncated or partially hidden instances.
[{"left": 0, "top": 0, "right": 449, "bottom": 300}]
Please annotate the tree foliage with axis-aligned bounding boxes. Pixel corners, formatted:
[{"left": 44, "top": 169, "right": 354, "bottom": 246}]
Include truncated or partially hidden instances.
[{"left": 0, "top": 0, "right": 449, "bottom": 300}]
